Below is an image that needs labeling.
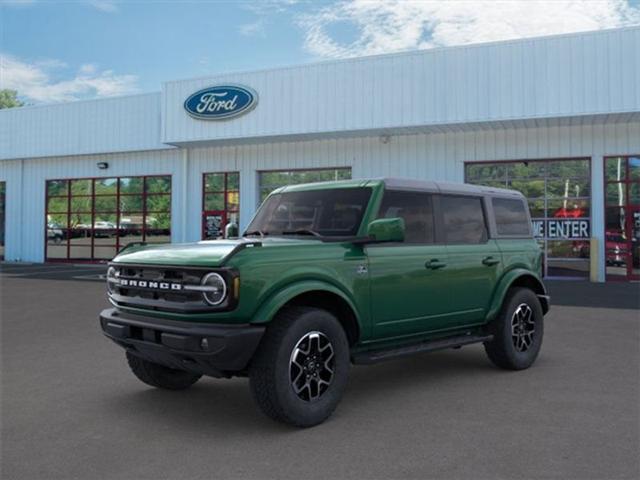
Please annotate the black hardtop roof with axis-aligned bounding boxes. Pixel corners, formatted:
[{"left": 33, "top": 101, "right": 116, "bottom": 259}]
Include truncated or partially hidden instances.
[
  {"left": 382, "top": 177, "right": 525, "bottom": 199},
  {"left": 276, "top": 177, "right": 524, "bottom": 199}
]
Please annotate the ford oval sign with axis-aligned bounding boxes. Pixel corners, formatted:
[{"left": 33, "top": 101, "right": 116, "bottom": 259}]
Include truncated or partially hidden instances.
[{"left": 184, "top": 85, "right": 258, "bottom": 120}]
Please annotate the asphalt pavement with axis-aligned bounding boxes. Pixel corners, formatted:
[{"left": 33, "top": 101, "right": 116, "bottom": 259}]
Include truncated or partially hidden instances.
[{"left": 1, "top": 265, "right": 638, "bottom": 480}]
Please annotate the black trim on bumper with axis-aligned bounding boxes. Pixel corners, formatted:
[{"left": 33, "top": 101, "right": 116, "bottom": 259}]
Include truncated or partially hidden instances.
[{"left": 99, "top": 308, "right": 264, "bottom": 377}]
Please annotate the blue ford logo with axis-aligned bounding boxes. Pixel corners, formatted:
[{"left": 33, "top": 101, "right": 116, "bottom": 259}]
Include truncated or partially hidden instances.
[{"left": 184, "top": 85, "right": 258, "bottom": 120}]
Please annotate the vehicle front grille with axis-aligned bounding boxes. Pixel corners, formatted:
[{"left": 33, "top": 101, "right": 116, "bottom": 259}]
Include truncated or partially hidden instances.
[{"left": 108, "top": 265, "right": 224, "bottom": 313}]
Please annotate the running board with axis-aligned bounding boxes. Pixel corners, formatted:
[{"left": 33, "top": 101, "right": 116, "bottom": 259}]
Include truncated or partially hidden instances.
[{"left": 351, "top": 333, "right": 493, "bottom": 365}]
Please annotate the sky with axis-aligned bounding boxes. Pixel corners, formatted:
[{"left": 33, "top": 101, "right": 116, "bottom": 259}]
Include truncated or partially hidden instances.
[{"left": 1, "top": 0, "right": 640, "bottom": 105}]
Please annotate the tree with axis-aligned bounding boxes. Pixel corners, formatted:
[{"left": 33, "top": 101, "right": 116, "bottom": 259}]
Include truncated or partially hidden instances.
[{"left": 0, "top": 89, "right": 24, "bottom": 109}]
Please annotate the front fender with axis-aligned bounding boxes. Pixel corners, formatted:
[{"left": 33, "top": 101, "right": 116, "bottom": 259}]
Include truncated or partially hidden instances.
[
  {"left": 250, "top": 279, "right": 362, "bottom": 328},
  {"left": 487, "top": 269, "right": 548, "bottom": 321}
]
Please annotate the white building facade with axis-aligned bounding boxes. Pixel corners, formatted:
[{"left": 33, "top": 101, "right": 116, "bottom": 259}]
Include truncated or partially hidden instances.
[{"left": 1, "top": 27, "right": 639, "bottom": 281}]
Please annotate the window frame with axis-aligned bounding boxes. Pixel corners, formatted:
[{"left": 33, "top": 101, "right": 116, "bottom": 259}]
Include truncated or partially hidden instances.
[
  {"left": 0, "top": 181, "right": 5, "bottom": 260},
  {"left": 201, "top": 171, "right": 240, "bottom": 240},
  {"left": 464, "top": 157, "right": 592, "bottom": 278},
  {"left": 44, "top": 174, "right": 172, "bottom": 262},
  {"left": 603, "top": 154, "right": 640, "bottom": 281}
]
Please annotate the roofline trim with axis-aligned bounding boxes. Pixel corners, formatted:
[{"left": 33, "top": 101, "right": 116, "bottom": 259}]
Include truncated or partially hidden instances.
[{"left": 162, "top": 26, "right": 640, "bottom": 87}]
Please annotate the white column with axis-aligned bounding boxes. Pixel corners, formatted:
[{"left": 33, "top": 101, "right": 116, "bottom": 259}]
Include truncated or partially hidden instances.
[
  {"left": 181, "top": 148, "right": 189, "bottom": 243},
  {"left": 170, "top": 149, "right": 189, "bottom": 244},
  {"left": 0, "top": 160, "right": 24, "bottom": 261},
  {"left": 591, "top": 154, "right": 605, "bottom": 282},
  {"left": 239, "top": 165, "right": 258, "bottom": 233}
]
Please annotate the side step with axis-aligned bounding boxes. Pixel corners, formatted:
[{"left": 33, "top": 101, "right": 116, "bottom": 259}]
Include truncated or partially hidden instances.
[{"left": 351, "top": 333, "right": 493, "bottom": 365}]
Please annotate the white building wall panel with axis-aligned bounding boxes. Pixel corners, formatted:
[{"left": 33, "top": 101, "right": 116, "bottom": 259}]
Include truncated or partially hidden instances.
[
  {"left": 163, "top": 27, "right": 640, "bottom": 145},
  {"left": 2, "top": 121, "right": 638, "bottom": 281},
  {"left": 1, "top": 149, "right": 183, "bottom": 262},
  {"left": 182, "top": 121, "right": 638, "bottom": 281},
  {"left": 0, "top": 93, "right": 170, "bottom": 161}
]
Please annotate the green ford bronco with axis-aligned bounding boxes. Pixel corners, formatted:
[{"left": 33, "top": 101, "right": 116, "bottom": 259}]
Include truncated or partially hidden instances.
[{"left": 100, "top": 178, "right": 549, "bottom": 427}]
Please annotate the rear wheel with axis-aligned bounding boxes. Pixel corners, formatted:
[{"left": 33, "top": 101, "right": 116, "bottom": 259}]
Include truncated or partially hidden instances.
[
  {"left": 126, "top": 352, "right": 202, "bottom": 390},
  {"left": 249, "top": 307, "right": 350, "bottom": 428},
  {"left": 484, "top": 287, "right": 544, "bottom": 370}
]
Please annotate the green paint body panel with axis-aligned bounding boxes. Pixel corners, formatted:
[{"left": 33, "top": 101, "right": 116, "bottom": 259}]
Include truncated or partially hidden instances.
[{"left": 109, "top": 178, "right": 546, "bottom": 350}]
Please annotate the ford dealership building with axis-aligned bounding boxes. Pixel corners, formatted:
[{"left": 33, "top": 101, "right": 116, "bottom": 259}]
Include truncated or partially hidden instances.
[{"left": 1, "top": 27, "right": 639, "bottom": 282}]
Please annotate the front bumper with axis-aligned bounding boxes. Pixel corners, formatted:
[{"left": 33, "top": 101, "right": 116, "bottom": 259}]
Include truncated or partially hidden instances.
[{"left": 99, "top": 308, "right": 264, "bottom": 377}]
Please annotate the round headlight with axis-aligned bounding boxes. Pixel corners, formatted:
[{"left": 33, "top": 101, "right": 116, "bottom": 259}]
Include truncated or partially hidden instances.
[
  {"left": 201, "top": 272, "right": 227, "bottom": 306},
  {"left": 106, "top": 266, "right": 118, "bottom": 294}
]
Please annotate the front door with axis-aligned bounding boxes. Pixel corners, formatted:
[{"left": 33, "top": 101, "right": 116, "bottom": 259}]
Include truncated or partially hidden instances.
[
  {"left": 607, "top": 207, "right": 640, "bottom": 280},
  {"left": 604, "top": 156, "right": 640, "bottom": 281},
  {"left": 628, "top": 208, "right": 640, "bottom": 280},
  {"left": 367, "top": 190, "right": 455, "bottom": 340},
  {"left": 368, "top": 244, "right": 452, "bottom": 340}
]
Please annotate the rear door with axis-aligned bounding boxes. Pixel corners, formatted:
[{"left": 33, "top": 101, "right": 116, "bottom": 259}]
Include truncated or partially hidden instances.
[
  {"left": 438, "top": 194, "right": 503, "bottom": 326},
  {"left": 367, "top": 190, "right": 452, "bottom": 340}
]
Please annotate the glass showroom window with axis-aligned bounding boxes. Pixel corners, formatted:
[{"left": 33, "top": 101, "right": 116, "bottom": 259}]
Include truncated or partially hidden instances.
[
  {"left": 202, "top": 172, "right": 240, "bottom": 239},
  {"left": 0, "top": 181, "right": 5, "bottom": 260},
  {"left": 45, "top": 175, "right": 171, "bottom": 262},
  {"left": 604, "top": 156, "right": 640, "bottom": 280},
  {"left": 258, "top": 168, "right": 352, "bottom": 203},
  {"left": 465, "top": 158, "right": 591, "bottom": 278}
]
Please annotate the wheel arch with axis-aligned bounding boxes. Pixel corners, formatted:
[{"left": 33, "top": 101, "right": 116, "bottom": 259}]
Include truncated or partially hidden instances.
[
  {"left": 251, "top": 281, "right": 362, "bottom": 346},
  {"left": 488, "top": 270, "right": 549, "bottom": 320}
]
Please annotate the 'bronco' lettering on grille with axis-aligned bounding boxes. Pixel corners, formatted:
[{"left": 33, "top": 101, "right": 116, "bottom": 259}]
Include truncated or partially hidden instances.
[{"left": 120, "top": 278, "right": 182, "bottom": 290}]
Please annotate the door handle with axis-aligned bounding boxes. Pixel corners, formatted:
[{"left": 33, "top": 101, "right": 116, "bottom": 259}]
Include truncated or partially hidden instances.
[
  {"left": 482, "top": 256, "right": 500, "bottom": 266},
  {"left": 425, "top": 259, "right": 447, "bottom": 270}
]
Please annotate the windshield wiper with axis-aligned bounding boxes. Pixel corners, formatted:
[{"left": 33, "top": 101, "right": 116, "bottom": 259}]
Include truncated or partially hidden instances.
[
  {"left": 281, "top": 229, "right": 323, "bottom": 238},
  {"left": 244, "top": 230, "right": 268, "bottom": 238}
]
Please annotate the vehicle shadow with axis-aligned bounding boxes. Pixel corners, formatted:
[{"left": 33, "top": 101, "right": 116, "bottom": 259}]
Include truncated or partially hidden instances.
[
  {"left": 103, "top": 347, "right": 497, "bottom": 435},
  {"left": 343, "top": 347, "right": 501, "bottom": 405},
  {"left": 104, "top": 379, "right": 284, "bottom": 433}
]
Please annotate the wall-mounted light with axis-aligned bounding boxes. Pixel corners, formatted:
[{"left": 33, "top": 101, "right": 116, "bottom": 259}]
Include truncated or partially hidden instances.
[
  {"left": 97, "top": 162, "right": 109, "bottom": 170},
  {"left": 379, "top": 134, "right": 391, "bottom": 144}
]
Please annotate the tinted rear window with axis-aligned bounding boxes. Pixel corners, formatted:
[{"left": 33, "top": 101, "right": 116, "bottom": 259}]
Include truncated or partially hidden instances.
[
  {"left": 441, "top": 195, "right": 488, "bottom": 244},
  {"left": 492, "top": 198, "right": 530, "bottom": 236}
]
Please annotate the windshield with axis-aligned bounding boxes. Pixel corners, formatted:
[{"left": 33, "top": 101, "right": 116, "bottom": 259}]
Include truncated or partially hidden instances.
[{"left": 246, "top": 187, "right": 372, "bottom": 237}]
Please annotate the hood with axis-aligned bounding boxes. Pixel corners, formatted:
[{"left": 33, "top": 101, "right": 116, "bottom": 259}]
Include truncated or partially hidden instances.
[{"left": 112, "top": 237, "right": 321, "bottom": 267}]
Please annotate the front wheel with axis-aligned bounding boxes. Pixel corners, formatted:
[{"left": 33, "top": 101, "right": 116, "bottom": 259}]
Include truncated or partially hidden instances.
[
  {"left": 484, "top": 287, "right": 544, "bottom": 370},
  {"left": 249, "top": 307, "right": 350, "bottom": 428}
]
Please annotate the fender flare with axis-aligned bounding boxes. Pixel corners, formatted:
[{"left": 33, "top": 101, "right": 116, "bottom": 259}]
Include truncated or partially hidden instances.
[
  {"left": 250, "top": 279, "right": 363, "bottom": 331},
  {"left": 487, "top": 269, "right": 549, "bottom": 320}
]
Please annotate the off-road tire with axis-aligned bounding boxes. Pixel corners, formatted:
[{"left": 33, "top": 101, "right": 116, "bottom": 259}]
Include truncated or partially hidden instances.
[
  {"left": 249, "top": 307, "right": 350, "bottom": 428},
  {"left": 126, "top": 351, "right": 202, "bottom": 390},
  {"left": 484, "top": 287, "right": 544, "bottom": 370}
]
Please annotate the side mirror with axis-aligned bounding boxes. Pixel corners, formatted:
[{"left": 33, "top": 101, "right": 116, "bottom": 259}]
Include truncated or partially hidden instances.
[{"left": 366, "top": 217, "right": 405, "bottom": 243}]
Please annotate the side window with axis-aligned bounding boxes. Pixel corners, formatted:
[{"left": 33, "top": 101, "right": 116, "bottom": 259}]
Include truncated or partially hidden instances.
[
  {"left": 492, "top": 198, "right": 530, "bottom": 236},
  {"left": 440, "top": 195, "right": 488, "bottom": 244},
  {"left": 377, "top": 190, "right": 434, "bottom": 244}
]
